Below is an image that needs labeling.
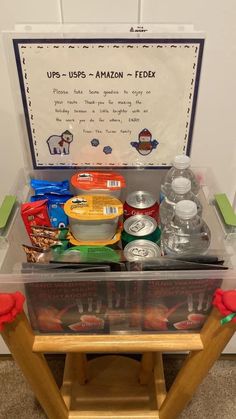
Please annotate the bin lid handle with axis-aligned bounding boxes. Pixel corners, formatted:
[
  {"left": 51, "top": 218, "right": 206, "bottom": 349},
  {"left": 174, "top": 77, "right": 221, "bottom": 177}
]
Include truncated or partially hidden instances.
[
  {"left": 214, "top": 193, "right": 236, "bottom": 227},
  {"left": 0, "top": 195, "right": 17, "bottom": 230}
]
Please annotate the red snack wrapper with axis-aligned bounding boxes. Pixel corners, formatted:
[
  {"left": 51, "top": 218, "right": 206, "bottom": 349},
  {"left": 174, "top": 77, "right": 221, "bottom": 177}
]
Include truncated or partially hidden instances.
[{"left": 21, "top": 199, "right": 51, "bottom": 237}]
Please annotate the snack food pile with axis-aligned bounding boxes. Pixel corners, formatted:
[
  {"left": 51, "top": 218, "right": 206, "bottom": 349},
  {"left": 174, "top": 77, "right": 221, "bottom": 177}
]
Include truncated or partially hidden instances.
[
  {"left": 20, "top": 165, "right": 221, "bottom": 271},
  {"left": 21, "top": 171, "right": 166, "bottom": 267},
  {"left": 19, "top": 168, "right": 227, "bottom": 334}
]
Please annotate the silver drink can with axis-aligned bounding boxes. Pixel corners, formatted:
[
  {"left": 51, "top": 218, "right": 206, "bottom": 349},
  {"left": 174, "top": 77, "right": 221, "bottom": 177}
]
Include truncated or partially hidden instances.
[
  {"left": 124, "top": 239, "right": 161, "bottom": 261},
  {"left": 126, "top": 190, "right": 156, "bottom": 209},
  {"left": 124, "top": 214, "right": 157, "bottom": 237}
]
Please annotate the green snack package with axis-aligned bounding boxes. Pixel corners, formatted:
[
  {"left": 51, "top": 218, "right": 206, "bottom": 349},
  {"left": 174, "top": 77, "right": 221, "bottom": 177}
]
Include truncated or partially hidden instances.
[{"left": 53, "top": 246, "right": 120, "bottom": 263}]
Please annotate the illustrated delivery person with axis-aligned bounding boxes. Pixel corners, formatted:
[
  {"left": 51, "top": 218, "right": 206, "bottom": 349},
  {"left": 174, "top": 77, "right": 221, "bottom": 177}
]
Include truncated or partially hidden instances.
[{"left": 130, "top": 128, "right": 159, "bottom": 156}]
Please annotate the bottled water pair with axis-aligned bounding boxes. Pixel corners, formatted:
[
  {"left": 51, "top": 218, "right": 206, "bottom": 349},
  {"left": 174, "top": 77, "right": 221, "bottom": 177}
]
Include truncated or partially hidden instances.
[
  {"left": 160, "top": 177, "right": 202, "bottom": 228},
  {"left": 161, "top": 155, "right": 200, "bottom": 200},
  {"left": 160, "top": 155, "right": 211, "bottom": 256}
]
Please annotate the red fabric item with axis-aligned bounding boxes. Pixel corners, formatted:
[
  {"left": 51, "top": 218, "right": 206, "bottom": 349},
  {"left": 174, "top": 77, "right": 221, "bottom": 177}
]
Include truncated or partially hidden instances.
[
  {"left": 212, "top": 289, "right": 236, "bottom": 323},
  {"left": 0, "top": 292, "right": 25, "bottom": 331}
]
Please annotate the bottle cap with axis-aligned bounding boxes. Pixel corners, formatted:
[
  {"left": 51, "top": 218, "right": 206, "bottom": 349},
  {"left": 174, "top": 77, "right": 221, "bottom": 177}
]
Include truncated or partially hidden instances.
[
  {"left": 171, "top": 177, "right": 191, "bottom": 194},
  {"left": 175, "top": 200, "right": 197, "bottom": 219},
  {"left": 173, "top": 155, "right": 191, "bottom": 169}
]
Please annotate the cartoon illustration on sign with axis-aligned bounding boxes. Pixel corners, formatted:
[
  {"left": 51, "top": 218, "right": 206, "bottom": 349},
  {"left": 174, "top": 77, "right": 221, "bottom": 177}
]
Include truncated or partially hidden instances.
[
  {"left": 130, "top": 129, "right": 159, "bottom": 156},
  {"left": 103, "top": 146, "right": 112, "bottom": 155},
  {"left": 91, "top": 138, "right": 100, "bottom": 147},
  {"left": 47, "top": 130, "right": 73, "bottom": 155}
]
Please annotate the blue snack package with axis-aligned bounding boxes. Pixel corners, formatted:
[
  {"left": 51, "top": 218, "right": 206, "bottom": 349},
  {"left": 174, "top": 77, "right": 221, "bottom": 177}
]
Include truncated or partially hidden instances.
[
  {"left": 30, "top": 179, "right": 70, "bottom": 195},
  {"left": 48, "top": 203, "right": 68, "bottom": 228},
  {"left": 30, "top": 194, "right": 72, "bottom": 228},
  {"left": 30, "top": 194, "right": 72, "bottom": 203}
]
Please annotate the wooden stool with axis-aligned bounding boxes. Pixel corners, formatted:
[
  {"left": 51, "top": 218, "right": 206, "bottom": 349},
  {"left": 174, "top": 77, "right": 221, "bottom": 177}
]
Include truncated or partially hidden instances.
[{"left": 1, "top": 308, "right": 235, "bottom": 419}]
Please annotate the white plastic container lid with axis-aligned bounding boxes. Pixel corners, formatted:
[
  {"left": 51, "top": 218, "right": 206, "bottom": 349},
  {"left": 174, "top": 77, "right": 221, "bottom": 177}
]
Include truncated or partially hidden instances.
[
  {"left": 175, "top": 200, "right": 197, "bottom": 219},
  {"left": 173, "top": 155, "right": 191, "bottom": 169},
  {"left": 171, "top": 177, "right": 191, "bottom": 194}
]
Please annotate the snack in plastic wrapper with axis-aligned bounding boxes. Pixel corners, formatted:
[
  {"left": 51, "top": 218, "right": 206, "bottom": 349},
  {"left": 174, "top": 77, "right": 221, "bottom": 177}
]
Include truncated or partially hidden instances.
[
  {"left": 30, "top": 179, "right": 70, "bottom": 195},
  {"left": 48, "top": 203, "right": 68, "bottom": 228},
  {"left": 55, "top": 246, "right": 120, "bottom": 263},
  {"left": 30, "top": 194, "right": 72, "bottom": 228},
  {"left": 30, "top": 194, "right": 72, "bottom": 203},
  {"left": 22, "top": 245, "right": 51, "bottom": 263},
  {"left": 21, "top": 200, "right": 51, "bottom": 237},
  {"left": 30, "top": 234, "right": 68, "bottom": 250},
  {"left": 31, "top": 225, "right": 68, "bottom": 240}
]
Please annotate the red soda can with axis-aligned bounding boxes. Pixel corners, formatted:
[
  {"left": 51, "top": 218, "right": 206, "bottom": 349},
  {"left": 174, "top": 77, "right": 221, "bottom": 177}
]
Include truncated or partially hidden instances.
[{"left": 123, "top": 191, "right": 159, "bottom": 221}]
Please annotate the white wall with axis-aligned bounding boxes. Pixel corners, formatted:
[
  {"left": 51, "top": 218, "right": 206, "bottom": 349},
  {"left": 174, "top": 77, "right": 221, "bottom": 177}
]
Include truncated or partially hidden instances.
[
  {"left": 0, "top": 0, "right": 236, "bottom": 201},
  {"left": 0, "top": 0, "right": 235, "bottom": 353}
]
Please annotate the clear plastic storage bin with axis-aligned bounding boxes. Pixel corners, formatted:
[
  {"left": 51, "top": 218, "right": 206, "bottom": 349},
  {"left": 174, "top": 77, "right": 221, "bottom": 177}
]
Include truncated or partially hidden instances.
[{"left": 0, "top": 168, "right": 235, "bottom": 335}]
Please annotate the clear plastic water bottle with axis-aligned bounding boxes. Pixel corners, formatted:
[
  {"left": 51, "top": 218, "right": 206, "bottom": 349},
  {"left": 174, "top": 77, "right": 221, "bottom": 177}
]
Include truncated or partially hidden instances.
[
  {"left": 160, "top": 177, "right": 203, "bottom": 227},
  {"left": 161, "top": 155, "right": 200, "bottom": 201},
  {"left": 162, "top": 200, "right": 211, "bottom": 256}
]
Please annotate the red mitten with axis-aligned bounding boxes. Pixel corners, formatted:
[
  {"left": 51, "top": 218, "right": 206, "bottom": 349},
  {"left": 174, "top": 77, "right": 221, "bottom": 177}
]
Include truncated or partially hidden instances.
[
  {"left": 0, "top": 292, "right": 25, "bottom": 331},
  {"left": 213, "top": 289, "right": 236, "bottom": 325}
]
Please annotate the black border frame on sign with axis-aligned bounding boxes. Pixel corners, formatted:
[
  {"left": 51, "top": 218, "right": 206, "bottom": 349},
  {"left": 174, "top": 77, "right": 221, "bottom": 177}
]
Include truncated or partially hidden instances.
[{"left": 13, "top": 38, "right": 205, "bottom": 170}]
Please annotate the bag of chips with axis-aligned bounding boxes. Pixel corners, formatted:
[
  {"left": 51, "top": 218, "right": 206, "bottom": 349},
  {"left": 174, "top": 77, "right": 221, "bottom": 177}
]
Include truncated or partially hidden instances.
[
  {"left": 31, "top": 225, "right": 68, "bottom": 240},
  {"left": 30, "top": 179, "right": 70, "bottom": 195},
  {"left": 30, "top": 234, "right": 68, "bottom": 250},
  {"left": 21, "top": 200, "right": 51, "bottom": 237}
]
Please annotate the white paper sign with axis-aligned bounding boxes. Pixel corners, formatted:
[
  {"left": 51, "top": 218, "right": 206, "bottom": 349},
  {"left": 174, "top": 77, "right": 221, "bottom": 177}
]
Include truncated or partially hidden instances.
[{"left": 13, "top": 38, "right": 204, "bottom": 168}]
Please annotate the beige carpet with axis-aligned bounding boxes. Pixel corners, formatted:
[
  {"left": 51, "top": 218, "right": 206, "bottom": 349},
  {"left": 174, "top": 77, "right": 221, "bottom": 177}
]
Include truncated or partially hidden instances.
[{"left": 0, "top": 357, "right": 235, "bottom": 419}]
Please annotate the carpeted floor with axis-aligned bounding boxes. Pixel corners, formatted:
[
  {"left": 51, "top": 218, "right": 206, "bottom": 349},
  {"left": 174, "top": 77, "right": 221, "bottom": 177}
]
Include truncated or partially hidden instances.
[{"left": 0, "top": 357, "right": 235, "bottom": 419}]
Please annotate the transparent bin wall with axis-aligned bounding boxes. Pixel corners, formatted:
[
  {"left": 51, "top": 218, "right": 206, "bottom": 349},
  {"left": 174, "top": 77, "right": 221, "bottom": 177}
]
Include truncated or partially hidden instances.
[
  {"left": 0, "top": 167, "right": 231, "bottom": 274},
  {"left": 0, "top": 270, "right": 232, "bottom": 335},
  {"left": 0, "top": 168, "right": 235, "bottom": 335}
]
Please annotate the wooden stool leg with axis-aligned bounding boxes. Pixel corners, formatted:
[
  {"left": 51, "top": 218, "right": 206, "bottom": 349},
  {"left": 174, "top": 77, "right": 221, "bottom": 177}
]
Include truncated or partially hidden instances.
[
  {"left": 66, "top": 353, "right": 87, "bottom": 386},
  {"left": 139, "top": 352, "right": 154, "bottom": 384},
  {"left": 1, "top": 312, "right": 68, "bottom": 419},
  {"left": 61, "top": 353, "right": 87, "bottom": 410},
  {"left": 78, "top": 353, "right": 88, "bottom": 384},
  {"left": 159, "top": 308, "right": 236, "bottom": 419},
  {"left": 153, "top": 353, "right": 167, "bottom": 409}
]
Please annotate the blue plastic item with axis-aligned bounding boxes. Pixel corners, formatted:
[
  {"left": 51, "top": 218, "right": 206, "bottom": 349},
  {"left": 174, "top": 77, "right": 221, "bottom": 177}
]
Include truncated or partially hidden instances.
[
  {"left": 30, "top": 194, "right": 72, "bottom": 203},
  {"left": 30, "top": 179, "right": 70, "bottom": 195},
  {"left": 48, "top": 203, "right": 68, "bottom": 228}
]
